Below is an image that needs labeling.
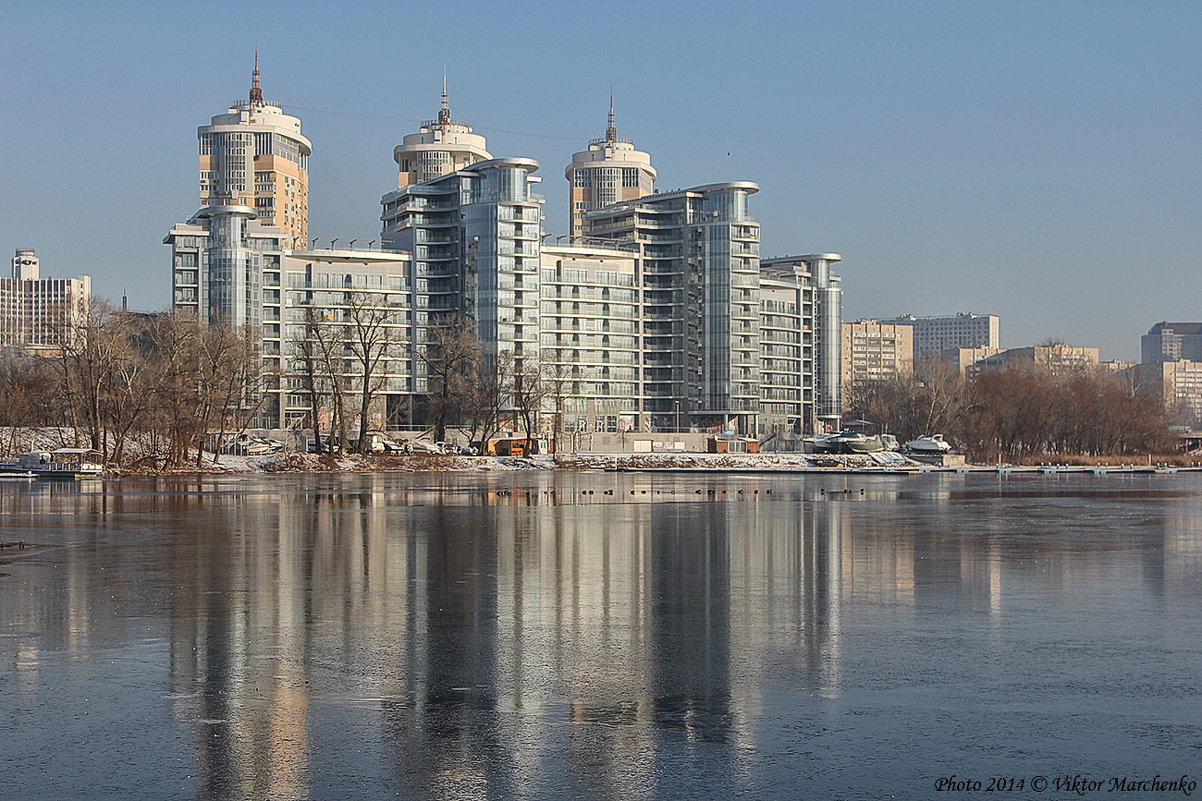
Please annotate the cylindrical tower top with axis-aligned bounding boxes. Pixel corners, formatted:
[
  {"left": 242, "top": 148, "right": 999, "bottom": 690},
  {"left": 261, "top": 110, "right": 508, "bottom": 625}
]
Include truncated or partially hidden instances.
[
  {"left": 393, "top": 81, "right": 491, "bottom": 188},
  {"left": 565, "top": 96, "right": 656, "bottom": 241}
]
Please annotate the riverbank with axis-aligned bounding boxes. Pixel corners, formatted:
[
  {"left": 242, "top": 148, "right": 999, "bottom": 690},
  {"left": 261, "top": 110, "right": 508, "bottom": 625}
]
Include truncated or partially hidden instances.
[{"left": 101, "top": 450, "right": 1202, "bottom": 476}]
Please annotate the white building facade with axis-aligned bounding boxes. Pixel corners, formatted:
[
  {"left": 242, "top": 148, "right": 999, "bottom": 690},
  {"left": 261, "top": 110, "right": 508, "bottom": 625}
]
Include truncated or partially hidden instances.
[
  {"left": 0, "top": 248, "right": 91, "bottom": 354},
  {"left": 881, "top": 312, "right": 999, "bottom": 357}
]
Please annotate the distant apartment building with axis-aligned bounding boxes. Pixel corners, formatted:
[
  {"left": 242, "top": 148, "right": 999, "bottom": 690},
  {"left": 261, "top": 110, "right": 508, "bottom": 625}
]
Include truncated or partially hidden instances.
[
  {"left": 391, "top": 80, "right": 491, "bottom": 189},
  {"left": 1100, "top": 359, "right": 1136, "bottom": 374},
  {"left": 1141, "top": 322, "right": 1202, "bottom": 363},
  {"left": 565, "top": 97, "right": 656, "bottom": 241},
  {"left": 975, "top": 344, "right": 1099, "bottom": 375},
  {"left": 1135, "top": 359, "right": 1202, "bottom": 424},
  {"left": 939, "top": 345, "right": 1005, "bottom": 378},
  {"left": 880, "top": 312, "right": 999, "bottom": 357},
  {"left": 198, "top": 58, "right": 310, "bottom": 247},
  {"left": 841, "top": 319, "right": 914, "bottom": 389},
  {"left": 0, "top": 248, "right": 91, "bottom": 354}
]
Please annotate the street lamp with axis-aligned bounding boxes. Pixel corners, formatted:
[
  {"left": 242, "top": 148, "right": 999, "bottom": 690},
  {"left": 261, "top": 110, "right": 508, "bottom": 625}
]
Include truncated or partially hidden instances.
[{"left": 674, "top": 400, "right": 680, "bottom": 433}]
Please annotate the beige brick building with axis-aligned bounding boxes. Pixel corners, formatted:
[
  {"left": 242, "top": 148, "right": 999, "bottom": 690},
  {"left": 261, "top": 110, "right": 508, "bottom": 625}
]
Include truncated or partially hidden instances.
[
  {"left": 975, "top": 344, "right": 1099, "bottom": 375},
  {"left": 1135, "top": 360, "right": 1202, "bottom": 424},
  {"left": 0, "top": 249, "right": 91, "bottom": 354},
  {"left": 939, "top": 346, "right": 1005, "bottom": 378},
  {"left": 841, "top": 319, "right": 914, "bottom": 390}
]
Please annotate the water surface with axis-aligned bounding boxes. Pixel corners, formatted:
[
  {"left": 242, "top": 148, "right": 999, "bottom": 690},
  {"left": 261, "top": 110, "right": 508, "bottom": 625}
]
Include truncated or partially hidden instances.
[{"left": 1, "top": 472, "right": 1200, "bottom": 799}]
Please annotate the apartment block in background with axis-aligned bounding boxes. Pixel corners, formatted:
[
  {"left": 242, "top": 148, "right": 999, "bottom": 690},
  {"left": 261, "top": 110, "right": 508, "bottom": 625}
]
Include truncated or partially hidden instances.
[
  {"left": 975, "top": 344, "right": 1100, "bottom": 375},
  {"left": 881, "top": 312, "right": 999, "bottom": 357},
  {"left": 939, "top": 345, "right": 1005, "bottom": 378},
  {"left": 0, "top": 248, "right": 91, "bottom": 354},
  {"left": 1135, "top": 359, "right": 1202, "bottom": 425},
  {"left": 1141, "top": 322, "right": 1202, "bottom": 363},
  {"left": 841, "top": 319, "right": 914, "bottom": 390}
]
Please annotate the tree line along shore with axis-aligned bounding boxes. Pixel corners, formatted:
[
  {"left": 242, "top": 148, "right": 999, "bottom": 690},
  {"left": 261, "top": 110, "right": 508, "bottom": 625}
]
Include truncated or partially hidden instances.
[{"left": 0, "top": 302, "right": 1186, "bottom": 472}]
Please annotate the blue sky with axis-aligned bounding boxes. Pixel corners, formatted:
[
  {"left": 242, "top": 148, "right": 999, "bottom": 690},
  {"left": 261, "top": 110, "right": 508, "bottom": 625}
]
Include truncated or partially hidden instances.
[{"left": 3, "top": 0, "right": 1200, "bottom": 360}]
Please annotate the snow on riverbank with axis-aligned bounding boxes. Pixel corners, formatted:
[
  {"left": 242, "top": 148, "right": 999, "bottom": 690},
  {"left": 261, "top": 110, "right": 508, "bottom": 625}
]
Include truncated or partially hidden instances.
[{"left": 103, "top": 450, "right": 919, "bottom": 475}]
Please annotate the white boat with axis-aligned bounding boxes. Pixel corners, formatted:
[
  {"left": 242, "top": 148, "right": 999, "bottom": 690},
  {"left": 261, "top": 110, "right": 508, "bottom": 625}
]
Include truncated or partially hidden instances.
[
  {"left": 905, "top": 434, "right": 952, "bottom": 454},
  {"left": 0, "top": 449, "right": 104, "bottom": 479}
]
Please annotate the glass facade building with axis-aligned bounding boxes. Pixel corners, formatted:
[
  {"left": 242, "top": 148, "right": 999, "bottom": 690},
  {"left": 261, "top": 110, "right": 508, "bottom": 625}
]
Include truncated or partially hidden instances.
[
  {"left": 583, "top": 183, "right": 763, "bottom": 433},
  {"left": 381, "top": 157, "right": 543, "bottom": 370}
]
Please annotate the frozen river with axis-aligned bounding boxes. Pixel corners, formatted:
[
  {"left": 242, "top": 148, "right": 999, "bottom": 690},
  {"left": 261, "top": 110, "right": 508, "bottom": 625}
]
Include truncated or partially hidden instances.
[{"left": 1, "top": 471, "right": 1200, "bottom": 799}]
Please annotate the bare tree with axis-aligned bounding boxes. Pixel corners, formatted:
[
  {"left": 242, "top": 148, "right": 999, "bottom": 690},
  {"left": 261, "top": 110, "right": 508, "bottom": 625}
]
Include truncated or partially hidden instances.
[
  {"left": 416, "top": 315, "right": 481, "bottom": 444},
  {"left": 511, "top": 355, "right": 545, "bottom": 451},
  {"left": 55, "top": 298, "right": 151, "bottom": 460},
  {"left": 199, "top": 323, "right": 262, "bottom": 466},
  {"left": 463, "top": 348, "right": 511, "bottom": 451},
  {"left": 143, "top": 312, "right": 206, "bottom": 467},
  {"left": 345, "top": 291, "right": 404, "bottom": 453},
  {"left": 293, "top": 306, "right": 329, "bottom": 453},
  {"left": 312, "top": 307, "right": 350, "bottom": 453},
  {"left": 543, "top": 359, "right": 571, "bottom": 455},
  {"left": 0, "top": 350, "right": 60, "bottom": 456},
  {"left": 102, "top": 314, "right": 156, "bottom": 466}
]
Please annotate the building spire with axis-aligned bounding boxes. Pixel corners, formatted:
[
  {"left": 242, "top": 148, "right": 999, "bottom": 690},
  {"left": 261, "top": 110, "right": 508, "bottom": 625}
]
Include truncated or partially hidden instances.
[
  {"left": 250, "top": 50, "right": 263, "bottom": 105},
  {"left": 605, "top": 87, "right": 617, "bottom": 141},
  {"left": 438, "top": 68, "right": 451, "bottom": 125}
]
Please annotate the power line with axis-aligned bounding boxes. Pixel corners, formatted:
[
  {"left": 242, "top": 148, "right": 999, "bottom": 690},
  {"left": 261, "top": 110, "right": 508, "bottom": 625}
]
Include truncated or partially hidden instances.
[{"left": 278, "top": 99, "right": 589, "bottom": 142}]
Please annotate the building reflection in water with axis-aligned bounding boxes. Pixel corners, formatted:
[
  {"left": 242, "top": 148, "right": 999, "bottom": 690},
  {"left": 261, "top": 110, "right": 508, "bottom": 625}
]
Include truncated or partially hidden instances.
[{"left": 1, "top": 473, "right": 1198, "bottom": 798}]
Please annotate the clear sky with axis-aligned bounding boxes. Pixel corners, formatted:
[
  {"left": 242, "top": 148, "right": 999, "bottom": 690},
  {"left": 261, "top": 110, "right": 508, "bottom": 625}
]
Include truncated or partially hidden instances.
[{"left": 2, "top": 0, "right": 1200, "bottom": 361}]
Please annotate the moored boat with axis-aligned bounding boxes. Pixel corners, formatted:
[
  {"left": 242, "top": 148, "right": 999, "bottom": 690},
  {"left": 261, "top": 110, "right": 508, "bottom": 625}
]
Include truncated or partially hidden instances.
[
  {"left": 905, "top": 434, "right": 952, "bottom": 454},
  {"left": 0, "top": 449, "right": 104, "bottom": 479}
]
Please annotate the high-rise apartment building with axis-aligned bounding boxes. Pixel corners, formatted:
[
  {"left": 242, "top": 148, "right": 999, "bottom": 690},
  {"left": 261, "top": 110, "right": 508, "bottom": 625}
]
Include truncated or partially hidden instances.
[
  {"left": 0, "top": 248, "right": 91, "bottom": 353},
  {"left": 759, "top": 255, "right": 842, "bottom": 435},
  {"left": 585, "top": 183, "right": 761, "bottom": 433},
  {"left": 881, "top": 312, "right": 999, "bottom": 357},
  {"left": 841, "top": 319, "right": 914, "bottom": 390},
  {"left": 1141, "top": 322, "right": 1202, "bottom": 364},
  {"left": 565, "top": 97, "right": 656, "bottom": 241},
  {"left": 392, "top": 81, "right": 491, "bottom": 189},
  {"left": 540, "top": 244, "right": 643, "bottom": 434},
  {"left": 167, "top": 204, "right": 285, "bottom": 330},
  {"left": 382, "top": 157, "right": 543, "bottom": 363},
  {"left": 198, "top": 58, "right": 311, "bottom": 247}
]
